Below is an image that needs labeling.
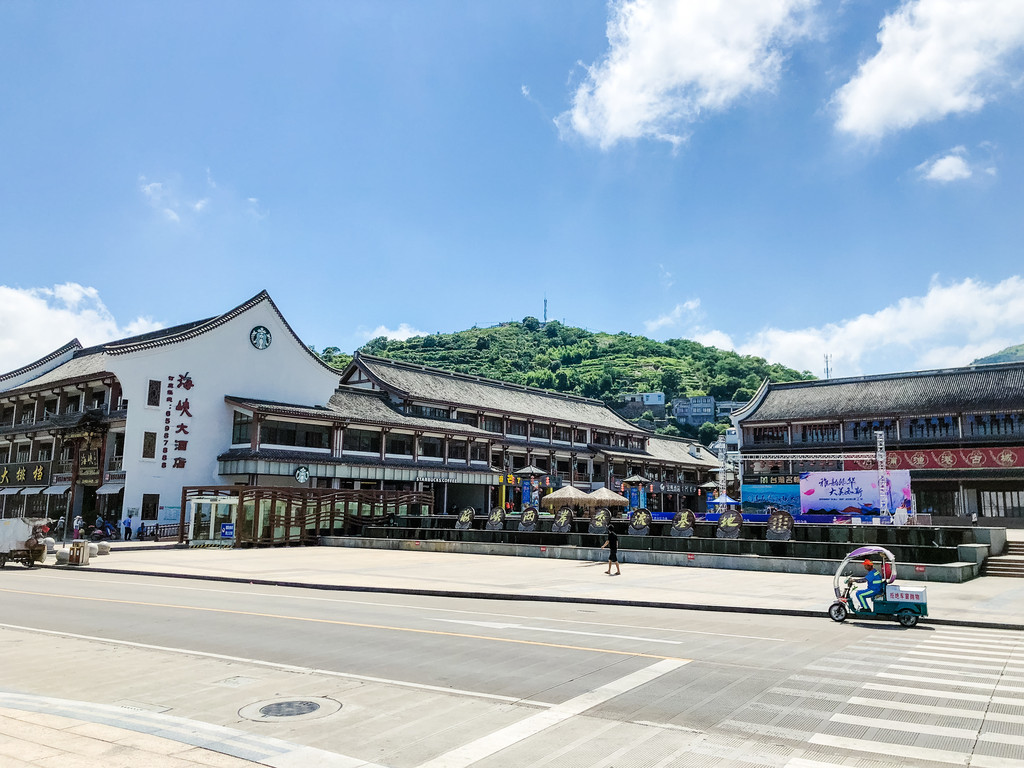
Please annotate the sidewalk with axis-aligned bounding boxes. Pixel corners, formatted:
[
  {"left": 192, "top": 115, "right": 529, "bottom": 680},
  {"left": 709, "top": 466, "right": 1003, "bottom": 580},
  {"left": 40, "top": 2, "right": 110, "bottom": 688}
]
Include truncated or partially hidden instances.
[{"left": 62, "top": 536, "right": 1024, "bottom": 628}]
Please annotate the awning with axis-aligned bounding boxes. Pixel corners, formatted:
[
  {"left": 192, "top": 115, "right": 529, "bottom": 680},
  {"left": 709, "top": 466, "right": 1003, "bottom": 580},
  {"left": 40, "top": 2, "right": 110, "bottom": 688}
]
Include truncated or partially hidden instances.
[
  {"left": 20, "top": 487, "right": 46, "bottom": 495},
  {"left": 0, "top": 487, "right": 23, "bottom": 495},
  {"left": 44, "top": 484, "right": 73, "bottom": 495},
  {"left": 95, "top": 483, "right": 125, "bottom": 496}
]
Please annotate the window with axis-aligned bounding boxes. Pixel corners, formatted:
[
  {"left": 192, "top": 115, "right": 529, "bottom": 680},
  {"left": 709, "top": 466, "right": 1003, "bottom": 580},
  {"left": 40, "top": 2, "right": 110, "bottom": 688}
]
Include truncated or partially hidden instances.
[
  {"left": 531, "top": 424, "right": 550, "bottom": 440},
  {"left": 386, "top": 433, "right": 413, "bottom": 455},
  {"left": 455, "top": 412, "right": 478, "bottom": 427},
  {"left": 481, "top": 416, "right": 504, "bottom": 433},
  {"left": 419, "top": 436, "right": 443, "bottom": 458},
  {"left": 406, "top": 404, "right": 450, "bottom": 420},
  {"left": 574, "top": 429, "right": 588, "bottom": 443},
  {"left": 343, "top": 429, "right": 381, "bottom": 453},
  {"left": 470, "top": 442, "right": 488, "bottom": 462},
  {"left": 147, "top": 380, "right": 161, "bottom": 407},
  {"left": 979, "top": 490, "right": 1024, "bottom": 518},
  {"left": 449, "top": 441, "right": 468, "bottom": 461},
  {"left": 554, "top": 427, "right": 572, "bottom": 442},
  {"left": 141, "top": 493, "right": 160, "bottom": 521},
  {"left": 507, "top": 420, "right": 527, "bottom": 437},
  {"left": 142, "top": 432, "right": 157, "bottom": 459},
  {"left": 232, "top": 412, "right": 252, "bottom": 444},
  {"left": 260, "top": 421, "right": 330, "bottom": 449},
  {"left": 16, "top": 445, "right": 30, "bottom": 462},
  {"left": 37, "top": 444, "right": 53, "bottom": 462}
]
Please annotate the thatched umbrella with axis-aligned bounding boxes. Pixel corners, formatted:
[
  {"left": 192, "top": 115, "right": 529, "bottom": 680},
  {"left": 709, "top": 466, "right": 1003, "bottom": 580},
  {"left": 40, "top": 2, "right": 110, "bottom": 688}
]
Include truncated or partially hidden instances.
[
  {"left": 540, "top": 485, "right": 591, "bottom": 506},
  {"left": 585, "top": 487, "right": 629, "bottom": 507}
]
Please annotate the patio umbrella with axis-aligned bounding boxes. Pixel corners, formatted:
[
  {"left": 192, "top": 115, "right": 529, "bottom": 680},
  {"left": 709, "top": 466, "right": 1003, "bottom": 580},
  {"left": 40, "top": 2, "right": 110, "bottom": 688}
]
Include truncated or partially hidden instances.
[
  {"left": 621, "top": 474, "right": 651, "bottom": 484},
  {"left": 584, "top": 487, "right": 629, "bottom": 507},
  {"left": 707, "top": 494, "right": 740, "bottom": 505},
  {"left": 514, "top": 465, "right": 548, "bottom": 476},
  {"left": 540, "top": 485, "right": 591, "bottom": 506}
]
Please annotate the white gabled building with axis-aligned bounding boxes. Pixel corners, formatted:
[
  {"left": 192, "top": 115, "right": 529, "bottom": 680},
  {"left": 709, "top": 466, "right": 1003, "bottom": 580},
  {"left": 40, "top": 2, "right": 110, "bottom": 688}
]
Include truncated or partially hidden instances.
[{"left": 0, "top": 291, "right": 340, "bottom": 528}]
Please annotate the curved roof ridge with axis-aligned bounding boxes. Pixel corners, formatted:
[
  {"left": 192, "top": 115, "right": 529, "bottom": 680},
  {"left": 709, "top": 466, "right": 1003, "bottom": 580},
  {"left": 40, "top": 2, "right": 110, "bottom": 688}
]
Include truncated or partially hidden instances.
[
  {"left": 0, "top": 339, "right": 82, "bottom": 382},
  {"left": 770, "top": 359, "right": 1024, "bottom": 390},
  {"left": 355, "top": 351, "right": 609, "bottom": 406}
]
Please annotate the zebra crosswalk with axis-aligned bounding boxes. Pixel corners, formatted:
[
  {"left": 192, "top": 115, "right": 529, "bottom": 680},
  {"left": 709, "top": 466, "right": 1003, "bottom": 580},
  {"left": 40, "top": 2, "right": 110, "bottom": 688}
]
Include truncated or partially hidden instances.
[{"left": 777, "top": 625, "right": 1024, "bottom": 767}]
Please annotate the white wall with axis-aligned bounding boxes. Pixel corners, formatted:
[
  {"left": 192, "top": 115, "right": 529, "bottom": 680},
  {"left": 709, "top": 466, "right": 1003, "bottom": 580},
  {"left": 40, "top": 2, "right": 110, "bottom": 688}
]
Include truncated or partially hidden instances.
[{"left": 109, "top": 298, "right": 340, "bottom": 523}]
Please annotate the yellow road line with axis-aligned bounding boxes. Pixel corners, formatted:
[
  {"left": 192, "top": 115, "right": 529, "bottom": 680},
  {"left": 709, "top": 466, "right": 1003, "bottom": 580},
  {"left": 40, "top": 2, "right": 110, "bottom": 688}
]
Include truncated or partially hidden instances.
[{"left": 0, "top": 587, "right": 691, "bottom": 662}]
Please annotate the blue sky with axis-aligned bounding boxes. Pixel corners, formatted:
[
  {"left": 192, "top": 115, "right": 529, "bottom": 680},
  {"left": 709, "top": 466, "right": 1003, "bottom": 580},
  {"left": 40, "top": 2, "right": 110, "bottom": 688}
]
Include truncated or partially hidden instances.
[{"left": 2, "top": 0, "right": 1023, "bottom": 380}]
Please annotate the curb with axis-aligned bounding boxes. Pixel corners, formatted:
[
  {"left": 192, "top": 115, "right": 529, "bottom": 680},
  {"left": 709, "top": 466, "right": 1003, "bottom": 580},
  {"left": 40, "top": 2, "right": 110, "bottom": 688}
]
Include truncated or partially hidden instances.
[{"left": 42, "top": 564, "right": 1024, "bottom": 632}]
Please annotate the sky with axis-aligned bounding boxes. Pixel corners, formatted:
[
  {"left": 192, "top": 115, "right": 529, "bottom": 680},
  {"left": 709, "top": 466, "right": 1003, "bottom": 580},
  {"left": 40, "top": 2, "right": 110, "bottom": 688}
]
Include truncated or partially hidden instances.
[{"left": 2, "top": 0, "right": 1023, "bottom": 380}]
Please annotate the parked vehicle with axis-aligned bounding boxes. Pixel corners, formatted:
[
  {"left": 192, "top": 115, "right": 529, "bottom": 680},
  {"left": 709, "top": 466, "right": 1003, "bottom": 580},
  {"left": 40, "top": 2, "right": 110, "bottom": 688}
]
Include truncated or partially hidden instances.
[{"left": 0, "top": 518, "right": 47, "bottom": 568}]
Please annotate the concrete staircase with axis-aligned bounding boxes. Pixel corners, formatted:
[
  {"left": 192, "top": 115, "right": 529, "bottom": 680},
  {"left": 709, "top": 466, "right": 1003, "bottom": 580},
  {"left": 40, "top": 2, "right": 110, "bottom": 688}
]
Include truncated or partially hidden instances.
[{"left": 982, "top": 542, "right": 1024, "bottom": 578}]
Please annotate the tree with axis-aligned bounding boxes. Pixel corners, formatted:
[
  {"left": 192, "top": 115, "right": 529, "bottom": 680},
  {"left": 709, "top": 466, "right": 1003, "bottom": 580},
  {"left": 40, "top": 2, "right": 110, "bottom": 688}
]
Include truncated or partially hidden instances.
[
  {"left": 698, "top": 421, "right": 721, "bottom": 446},
  {"left": 660, "top": 368, "right": 683, "bottom": 399},
  {"left": 475, "top": 336, "right": 490, "bottom": 350},
  {"left": 522, "top": 316, "right": 540, "bottom": 331},
  {"left": 640, "top": 409, "right": 656, "bottom": 422},
  {"left": 656, "top": 424, "right": 680, "bottom": 436}
]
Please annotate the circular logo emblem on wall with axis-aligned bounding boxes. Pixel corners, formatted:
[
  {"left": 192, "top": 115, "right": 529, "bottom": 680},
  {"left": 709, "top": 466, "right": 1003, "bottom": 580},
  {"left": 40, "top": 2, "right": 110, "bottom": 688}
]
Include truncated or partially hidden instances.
[
  {"left": 294, "top": 466, "right": 310, "bottom": 483},
  {"left": 250, "top": 326, "right": 272, "bottom": 350}
]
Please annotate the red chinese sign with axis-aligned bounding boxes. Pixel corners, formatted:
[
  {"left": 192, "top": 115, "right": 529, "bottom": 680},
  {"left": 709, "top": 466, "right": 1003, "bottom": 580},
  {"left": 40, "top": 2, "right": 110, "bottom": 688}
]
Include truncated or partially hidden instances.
[
  {"left": 162, "top": 372, "right": 194, "bottom": 470},
  {"left": 847, "top": 446, "right": 1024, "bottom": 471}
]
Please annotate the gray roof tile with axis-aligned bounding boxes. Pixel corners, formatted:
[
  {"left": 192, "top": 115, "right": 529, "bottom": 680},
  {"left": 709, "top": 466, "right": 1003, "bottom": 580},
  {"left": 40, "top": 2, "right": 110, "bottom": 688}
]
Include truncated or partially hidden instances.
[{"left": 740, "top": 363, "right": 1024, "bottom": 422}]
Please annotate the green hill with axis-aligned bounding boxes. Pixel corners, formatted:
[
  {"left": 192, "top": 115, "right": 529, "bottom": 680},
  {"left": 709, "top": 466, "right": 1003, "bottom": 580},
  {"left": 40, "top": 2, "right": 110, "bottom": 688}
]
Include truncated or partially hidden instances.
[
  {"left": 319, "top": 317, "right": 813, "bottom": 406},
  {"left": 972, "top": 344, "right": 1024, "bottom": 365}
]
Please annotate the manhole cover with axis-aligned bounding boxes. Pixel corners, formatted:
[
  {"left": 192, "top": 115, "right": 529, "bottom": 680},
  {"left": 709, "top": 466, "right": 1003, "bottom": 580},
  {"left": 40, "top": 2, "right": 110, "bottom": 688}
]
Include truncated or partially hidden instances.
[
  {"left": 239, "top": 696, "right": 342, "bottom": 722},
  {"left": 259, "top": 700, "right": 320, "bottom": 717}
]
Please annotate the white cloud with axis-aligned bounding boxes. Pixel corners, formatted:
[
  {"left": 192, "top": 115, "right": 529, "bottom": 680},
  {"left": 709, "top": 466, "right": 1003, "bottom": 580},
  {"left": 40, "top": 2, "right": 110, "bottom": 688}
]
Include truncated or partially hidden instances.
[
  {"left": 916, "top": 146, "right": 972, "bottom": 182},
  {"left": 558, "top": 0, "right": 817, "bottom": 148},
  {"left": 0, "top": 284, "right": 164, "bottom": 371},
  {"left": 835, "top": 0, "right": 1024, "bottom": 138},
  {"left": 363, "top": 323, "right": 426, "bottom": 341},
  {"left": 644, "top": 299, "right": 701, "bottom": 333},
  {"left": 709, "top": 276, "right": 1024, "bottom": 376},
  {"left": 521, "top": 85, "right": 530, "bottom": 97}
]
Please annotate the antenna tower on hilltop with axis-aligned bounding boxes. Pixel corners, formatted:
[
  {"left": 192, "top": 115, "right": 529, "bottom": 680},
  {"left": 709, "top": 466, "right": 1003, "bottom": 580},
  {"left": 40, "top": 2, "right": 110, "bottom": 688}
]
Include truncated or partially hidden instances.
[
  {"left": 543, "top": 295, "right": 547, "bottom": 324},
  {"left": 824, "top": 354, "right": 832, "bottom": 379}
]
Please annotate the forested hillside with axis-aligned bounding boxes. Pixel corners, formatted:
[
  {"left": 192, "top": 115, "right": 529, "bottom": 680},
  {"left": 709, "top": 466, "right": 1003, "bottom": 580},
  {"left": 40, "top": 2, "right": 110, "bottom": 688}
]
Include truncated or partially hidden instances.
[
  {"left": 319, "top": 316, "right": 813, "bottom": 405},
  {"left": 972, "top": 344, "right": 1024, "bottom": 365}
]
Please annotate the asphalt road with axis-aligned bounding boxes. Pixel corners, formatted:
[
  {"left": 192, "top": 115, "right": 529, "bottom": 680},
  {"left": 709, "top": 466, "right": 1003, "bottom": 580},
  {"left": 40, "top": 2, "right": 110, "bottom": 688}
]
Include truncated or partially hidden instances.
[{"left": 2, "top": 568, "right": 1023, "bottom": 767}]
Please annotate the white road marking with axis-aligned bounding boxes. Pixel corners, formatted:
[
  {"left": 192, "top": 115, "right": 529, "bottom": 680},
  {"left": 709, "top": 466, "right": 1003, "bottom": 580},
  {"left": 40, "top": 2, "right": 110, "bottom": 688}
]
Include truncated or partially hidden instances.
[
  {"left": 980, "top": 732, "right": 1024, "bottom": 748},
  {"left": 971, "top": 756, "right": 1024, "bottom": 768},
  {"left": 847, "top": 696, "right": 1024, "bottom": 725},
  {"left": 877, "top": 672, "right": 1024, "bottom": 693},
  {"left": 32, "top": 571, "right": 784, "bottom": 641},
  {"left": 785, "top": 759, "right": 856, "bottom": 768},
  {"left": 884, "top": 664, "right": 1024, "bottom": 683},
  {"left": 415, "top": 658, "right": 690, "bottom": 768},
  {"left": 437, "top": 619, "right": 684, "bottom": 645},
  {"left": 861, "top": 644, "right": 1024, "bottom": 665},
  {"left": 830, "top": 712, "right": 976, "bottom": 739},
  {"left": 808, "top": 733, "right": 968, "bottom": 765},
  {"left": 892, "top": 656, "right": 1007, "bottom": 672},
  {"left": 0, "top": 622, "right": 553, "bottom": 708},
  {"left": 863, "top": 682, "right": 1020, "bottom": 706}
]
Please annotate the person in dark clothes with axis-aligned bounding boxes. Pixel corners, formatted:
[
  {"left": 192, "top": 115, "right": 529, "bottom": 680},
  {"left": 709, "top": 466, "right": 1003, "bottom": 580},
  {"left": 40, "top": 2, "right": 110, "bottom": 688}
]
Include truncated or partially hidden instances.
[{"left": 601, "top": 525, "right": 621, "bottom": 575}]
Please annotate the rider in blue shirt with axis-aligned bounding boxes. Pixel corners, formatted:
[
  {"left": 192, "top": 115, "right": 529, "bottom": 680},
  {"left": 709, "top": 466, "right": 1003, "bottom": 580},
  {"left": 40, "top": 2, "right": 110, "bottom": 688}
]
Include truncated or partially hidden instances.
[{"left": 853, "top": 559, "right": 883, "bottom": 611}]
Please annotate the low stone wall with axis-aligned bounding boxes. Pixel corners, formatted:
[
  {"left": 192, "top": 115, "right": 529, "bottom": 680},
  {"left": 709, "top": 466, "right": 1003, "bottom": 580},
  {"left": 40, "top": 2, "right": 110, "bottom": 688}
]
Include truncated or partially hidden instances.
[{"left": 320, "top": 536, "right": 980, "bottom": 583}]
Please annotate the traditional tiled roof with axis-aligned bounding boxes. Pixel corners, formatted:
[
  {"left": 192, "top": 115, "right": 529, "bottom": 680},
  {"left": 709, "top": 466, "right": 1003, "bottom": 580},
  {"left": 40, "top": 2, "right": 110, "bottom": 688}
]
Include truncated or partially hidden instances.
[
  {"left": 0, "top": 291, "right": 339, "bottom": 396},
  {"left": 735, "top": 362, "right": 1024, "bottom": 423},
  {"left": 0, "top": 339, "right": 82, "bottom": 387},
  {"left": 0, "top": 351, "right": 113, "bottom": 394},
  {"left": 598, "top": 438, "right": 719, "bottom": 469},
  {"left": 349, "top": 353, "right": 644, "bottom": 432}
]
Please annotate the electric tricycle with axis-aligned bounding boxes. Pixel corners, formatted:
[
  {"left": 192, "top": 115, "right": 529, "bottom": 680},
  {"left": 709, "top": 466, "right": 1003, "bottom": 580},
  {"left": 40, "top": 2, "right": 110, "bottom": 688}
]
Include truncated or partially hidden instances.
[{"left": 828, "top": 545, "right": 928, "bottom": 627}]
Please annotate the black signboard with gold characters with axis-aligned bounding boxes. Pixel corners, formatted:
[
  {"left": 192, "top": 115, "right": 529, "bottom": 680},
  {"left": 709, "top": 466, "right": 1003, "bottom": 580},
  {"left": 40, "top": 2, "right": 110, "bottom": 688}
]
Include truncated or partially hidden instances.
[
  {"left": 552, "top": 506, "right": 574, "bottom": 533},
  {"left": 628, "top": 508, "right": 651, "bottom": 536},
  {"left": 670, "top": 509, "right": 696, "bottom": 538},
  {"left": 485, "top": 507, "right": 505, "bottom": 531},
  {"left": 455, "top": 506, "right": 476, "bottom": 530},
  {"left": 716, "top": 508, "right": 743, "bottom": 539},
  {"left": 0, "top": 461, "right": 50, "bottom": 488},
  {"left": 766, "top": 507, "right": 795, "bottom": 541},
  {"left": 518, "top": 506, "right": 539, "bottom": 532},
  {"left": 588, "top": 507, "right": 611, "bottom": 535}
]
